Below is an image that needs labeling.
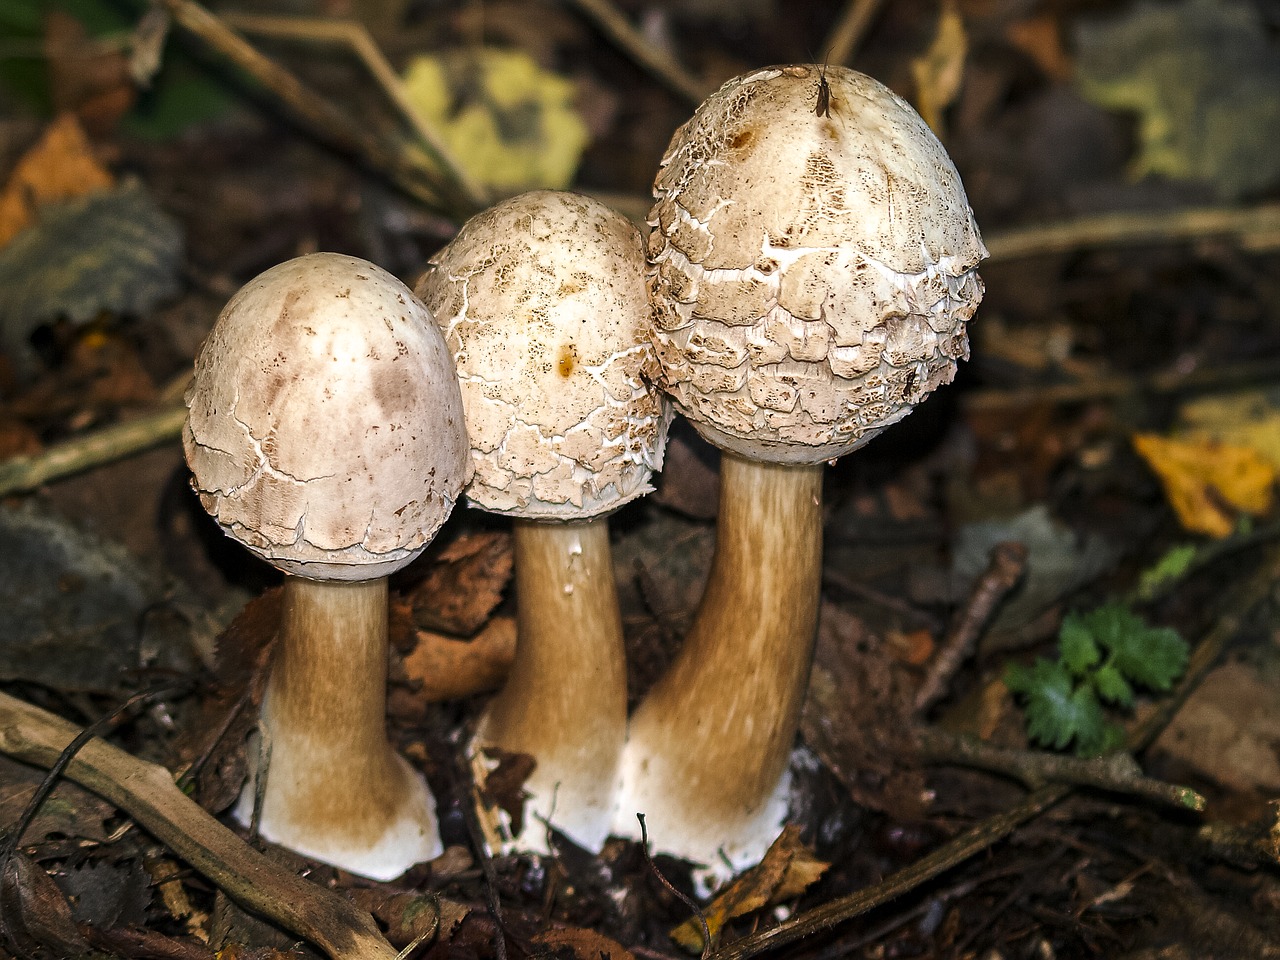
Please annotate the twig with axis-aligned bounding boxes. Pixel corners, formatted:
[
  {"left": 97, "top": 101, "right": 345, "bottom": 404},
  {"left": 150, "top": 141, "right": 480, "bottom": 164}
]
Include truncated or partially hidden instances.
[
  {"left": 984, "top": 202, "right": 1280, "bottom": 263},
  {"left": 914, "top": 541, "right": 1027, "bottom": 715},
  {"left": 823, "top": 0, "right": 886, "bottom": 67},
  {"left": 638, "top": 813, "right": 712, "bottom": 960},
  {"left": 914, "top": 728, "right": 1204, "bottom": 811},
  {"left": 0, "top": 691, "right": 407, "bottom": 960},
  {"left": 0, "top": 404, "right": 187, "bottom": 496},
  {"left": 709, "top": 543, "right": 1280, "bottom": 960},
  {"left": 152, "top": 0, "right": 478, "bottom": 220},
  {"left": 458, "top": 752, "right": 510, "bottom": 960},
  {"left": 218, "top": 13, "right": 488, "bottom": 211},
  {"left": 562, "top": 0, "right": 710, "bottom": 107}
]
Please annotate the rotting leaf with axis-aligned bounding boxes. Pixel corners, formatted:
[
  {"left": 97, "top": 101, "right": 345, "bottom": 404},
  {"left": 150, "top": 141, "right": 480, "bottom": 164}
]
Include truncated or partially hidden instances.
[
  {"left": 1075, "top": 0, "right": 1280, "bottom": 198},
  {"left": 1132, "top": 433, "right": 1275, "bottom": 538},
  {"left": 0, "top": 849, "right": 90, "bottom": 957},
  {"left": 0, "top": 179, "right": 183, "bottom": 378},
  {"left": 0, "top": 753, "right": 116, "bottom": 845},
  {"left": 347, "top": 888, "right": 470, "bottom": 950},
  {"left": 394, "top": 614, "right": 516, "bottom": 709},
  {"left": 533, "top": 927, "right": 638, "bottom": 960},
  {"left": 0, "top": 113, "right": 113, "bottom": 249},
  {"left": 473, "top": 746, "right": 536, "bottom": 841},
  {"left": 408, "top": 530, "right": 512, "bottom": 636},
  {"left": 59, "top": 858, "right": 152, "bottom": 929},
  {"left": 669, "top": 824, "right": 828, "bottom": 952}
]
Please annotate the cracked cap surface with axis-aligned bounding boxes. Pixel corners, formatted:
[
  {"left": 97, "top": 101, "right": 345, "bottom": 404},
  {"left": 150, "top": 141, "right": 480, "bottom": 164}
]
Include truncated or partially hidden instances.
[
  {"left": 650, "top": 65, "right": 987, "bottom": 464},
  {"left": 416, "top": 190, "right": 668, "bottom": 519},
  {"left": 183, "top": 253, "right": 471, "bottom": 580}
]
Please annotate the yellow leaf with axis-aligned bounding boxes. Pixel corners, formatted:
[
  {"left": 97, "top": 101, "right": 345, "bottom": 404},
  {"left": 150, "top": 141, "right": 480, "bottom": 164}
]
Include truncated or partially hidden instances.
[
  {"left": 1132, "top": 433, "right": 1275, "bottom": 538},
  {"left": 1177, "top": 389, "right": 1280, "bottom": 471},
  {"left": 669, "top": 824, "right": 828, "bottom": 952},
  {"left": 0, "top": 113, "right": 114, "bottom": 249},
  {"left": 910, "top": 1, "right": 968, "bottom": 134},
  {"left": 401, "top": 49, "right": 588, "bottom": 193}
]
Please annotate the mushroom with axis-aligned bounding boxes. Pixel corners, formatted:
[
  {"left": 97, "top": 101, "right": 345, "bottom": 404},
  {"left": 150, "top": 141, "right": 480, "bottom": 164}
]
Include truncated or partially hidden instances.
[
  {"left": 415, "top": 190, "right": 667, "bottom": 854},
  {"left": 183, "top": 252, "right": 471, "bottom": 880},
  {"left": 614, "top": 66, "right": 987, "bottom": 882}
]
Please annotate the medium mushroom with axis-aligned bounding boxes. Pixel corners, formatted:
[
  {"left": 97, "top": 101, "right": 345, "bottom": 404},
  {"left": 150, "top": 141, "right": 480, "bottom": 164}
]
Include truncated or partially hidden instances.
[
  {"left": 183, "top": 252, "right": 471, "bottom": 880},
  {"left": 615, "top": 66, "right": 987, "bottom": 882},
  {"left": 415, "top": 190, "right": 667, "bottom": 854}
]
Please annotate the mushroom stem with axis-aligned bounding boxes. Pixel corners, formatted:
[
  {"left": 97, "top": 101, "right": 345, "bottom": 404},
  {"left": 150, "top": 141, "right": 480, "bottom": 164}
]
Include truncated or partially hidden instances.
[
  {"left": 474, "top": 518, "right": 627, "bottom": 853},
  {"left": 615, "top": 453, "right": 823, "bottom": 877},
  {"left": 242, "top": 575, "right": 441, "bottom": 880}
]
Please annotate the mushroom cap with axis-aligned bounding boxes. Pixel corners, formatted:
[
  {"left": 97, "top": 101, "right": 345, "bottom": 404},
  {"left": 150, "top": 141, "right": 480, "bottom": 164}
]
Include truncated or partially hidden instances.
[
  {"left": 416, "top": 190, "right": 669, "bottom": 520},
  {"left": 183, "top": 253, "right": 471, "bottom": 580},
  {"left": 649, "top": 65, "right": 987, "bottom": 464}
]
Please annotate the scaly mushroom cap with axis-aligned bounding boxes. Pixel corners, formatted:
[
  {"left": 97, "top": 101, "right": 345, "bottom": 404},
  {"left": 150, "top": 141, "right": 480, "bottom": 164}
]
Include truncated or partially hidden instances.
[
  {"left": 416, "top": 190, "right": 668, "bottom": 519},
  {"left": 184, "top": 253, "right": 472, "bottom": 579},
  {"left": 649, "top": 65, "right": 987, "bottom": 464}
]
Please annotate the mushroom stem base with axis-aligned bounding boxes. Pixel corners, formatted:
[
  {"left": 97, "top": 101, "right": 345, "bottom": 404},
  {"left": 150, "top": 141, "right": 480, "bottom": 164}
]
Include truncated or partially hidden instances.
[
  {"left": 472, "top": 518, "right": 627, "bottom": 854},
  {"left": 613, "top": 454, "right": 823, "bottom": 885},
  {"left": 235, "top": 575, "right": 441, "bottom": 880}
]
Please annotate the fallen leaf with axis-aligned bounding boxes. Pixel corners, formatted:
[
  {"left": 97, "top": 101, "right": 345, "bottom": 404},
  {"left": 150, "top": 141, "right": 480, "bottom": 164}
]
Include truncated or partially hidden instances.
[
  {"left": 402, "top": 48, "right": 590, "bottom": 193},
  {"left": 0, "top": 851, "right": 89, "bottom": 958},
  {"left": 670, "top": 824, "right": 828, "bottom": 952},
  {"left": 1132, "top": 433, "right": 1275, "bottom": 538},
  {"left": 533, "top": 927, "right": 637, "bottom": 960},
  {"left": 43, "top": 9, "right": 135, "bottom": 134},
  {"left": 396, "top": 614, "right": 516, "bottom": 708},
  {"left": 0, "top": 113, "right": 113, "bottom": 249},
  {"left": 910, "top": 1, "right": 968, "bottom": 134},
  {"left": 408, "top": 530, "right": 512, "bottom": 636},
  {"left": 1178, "top": 389, "right": 1280, "bottom": 471},
  {"left": 1005, "top": 13, "right": 1072, "bottom": 81},
  {"left": 1075, "top": 0, "right": 1280, "bottom": 198}
]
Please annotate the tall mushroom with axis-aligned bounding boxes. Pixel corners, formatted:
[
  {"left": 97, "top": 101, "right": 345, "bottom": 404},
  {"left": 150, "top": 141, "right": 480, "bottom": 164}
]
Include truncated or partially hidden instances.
[
  {"left": 415, "top": 190, "right": 667, "bottom": 854},
  {"left": 183, "top": 252, "right": 471, "bottom": 880},
  {"left": 615, "top": 66, "right": 987, "bottom": 882}
]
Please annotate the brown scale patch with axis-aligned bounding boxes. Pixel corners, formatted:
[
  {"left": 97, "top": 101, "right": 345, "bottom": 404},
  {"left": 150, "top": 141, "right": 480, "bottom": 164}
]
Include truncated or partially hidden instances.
[{"left": 557, "top": 343, "right": 577, "bottom": 378}]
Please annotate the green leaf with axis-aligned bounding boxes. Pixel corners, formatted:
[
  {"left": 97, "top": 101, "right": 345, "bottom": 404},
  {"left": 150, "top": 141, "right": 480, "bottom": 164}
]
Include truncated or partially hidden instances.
[
  {"left": 1109, "top": 623, "right": 1188, "bottom": 691},
  {"left": 1007, "top": 659, "right": 1105, "bottom": 752},
  {"left": 1059, "top": 613, "right": 1101, "bottom": 676},
  {"left": 1137, "top": 544, "right": 1198, "bottom": 600},
  {"left": 1092, "top": 664, "right": 1134, "bottom": 707}
]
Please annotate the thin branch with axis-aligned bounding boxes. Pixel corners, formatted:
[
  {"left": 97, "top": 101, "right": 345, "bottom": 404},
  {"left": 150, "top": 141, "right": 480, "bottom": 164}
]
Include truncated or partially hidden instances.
[
  {"left": 218, "top": 13, "right": 488, "bottom": 211},
  {"left": 914, "top": 540, "right": 1027, "bottom": 715},
  {"left": 984, "top": 202, "right": 1280, "bottom": 263},
  {"left": 0, "top": 404, "right": 187, "bottom": 496},
  {"left": 0, "top": 691, "right": 406, "bottom": 960},
  {"left": 153, "top": 0, "right": 479, "bottom": 220},
  {"left": 562, "top": 0, "right": 710, "bottom": 107},
  {"left": 823, "top": 0, "right": 886, "bottom": 67},
  {"left": 914, "top": 728, "right": 1204, "bottom": 811}
]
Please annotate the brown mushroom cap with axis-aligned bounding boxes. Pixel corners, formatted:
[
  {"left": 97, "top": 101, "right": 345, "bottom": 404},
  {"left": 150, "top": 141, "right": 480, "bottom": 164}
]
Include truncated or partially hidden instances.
[
  {"left": 649, "top": 65, "right": 987, "bottom": 464},
  {"left": 184, "top": 253, "right": 471, "bottom": 579},
  {"left": 416, "top": 190, "right": 668, "bottom": 519}
]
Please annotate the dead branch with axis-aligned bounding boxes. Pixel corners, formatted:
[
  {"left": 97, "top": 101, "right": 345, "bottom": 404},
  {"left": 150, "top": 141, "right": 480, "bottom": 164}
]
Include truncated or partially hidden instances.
[
  {"left": 0, "top": 691, "right": 406, "bottom": 960},
  {"left": 914, "top": 728, "right": 1204, "bottom": 811},
  {"left": 562, "top": 0, "right": 711, "bottom": 106},
  {"left": 913, "top": 540, "right": 1027, "bottom": 715},
  {"left": 0, "top": 404, "right": 186, "bottom": 496}
]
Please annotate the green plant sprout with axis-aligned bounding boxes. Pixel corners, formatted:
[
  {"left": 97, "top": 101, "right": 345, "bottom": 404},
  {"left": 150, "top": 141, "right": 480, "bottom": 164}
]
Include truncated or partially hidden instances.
[{"left": 1004, "top": 604, "right": 1189, "bottom": 756}]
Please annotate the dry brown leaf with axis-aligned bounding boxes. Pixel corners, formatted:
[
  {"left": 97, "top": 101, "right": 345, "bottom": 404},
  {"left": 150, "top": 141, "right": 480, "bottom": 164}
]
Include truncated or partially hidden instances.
[
  {"left": 1005, "top": 13, "right": 1073, "bottom": 81},
  {"left": 669, "top": 824, "right": 828, "bottom": 951},
  {"left": 396, "top": 614, "right": 516, "bottom": 708},
  {"left": 43, "top": 10, "right": 135, "bottom": 134},
  {"left": 410, "top": 530, "right": 512, "bottom": 635},
  {"left": 0, "top": 113, "right": 113, "bottom": 249},
  {"left": 533, "top": 927, "right": 638, "bottom": 960}
]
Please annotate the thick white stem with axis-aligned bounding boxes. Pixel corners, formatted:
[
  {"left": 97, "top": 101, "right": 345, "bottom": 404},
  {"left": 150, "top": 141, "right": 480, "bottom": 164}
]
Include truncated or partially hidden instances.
[
  {"left": 614, "top": 454, "right": 823, "bottom": 883},
  {"left": 473, "top": 518, "right": 627, "bottom": 853},
  {"left": 237, "top": 575, "right": 441, "bottom": 880}
]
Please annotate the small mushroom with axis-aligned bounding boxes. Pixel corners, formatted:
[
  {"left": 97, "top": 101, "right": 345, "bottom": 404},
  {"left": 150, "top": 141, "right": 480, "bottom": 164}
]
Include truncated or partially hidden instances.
[
  {"left": 183, "top": 253, "right": 471, "bottom": 880},
  {"left": 616, "top": 66, "right": 987, "bottom": 884},
  {"left": 416, "top": 190, "right": 667, "bottom": 854}
]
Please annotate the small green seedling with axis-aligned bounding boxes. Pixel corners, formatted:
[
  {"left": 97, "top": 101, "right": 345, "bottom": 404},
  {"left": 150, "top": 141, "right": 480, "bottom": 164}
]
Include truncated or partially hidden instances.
[{"left": 1004, "top": 604, "right": 1188, "bottom": 756}]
